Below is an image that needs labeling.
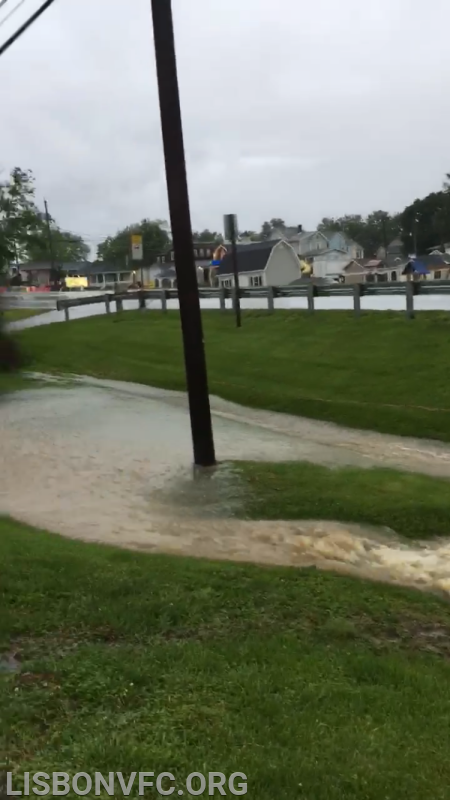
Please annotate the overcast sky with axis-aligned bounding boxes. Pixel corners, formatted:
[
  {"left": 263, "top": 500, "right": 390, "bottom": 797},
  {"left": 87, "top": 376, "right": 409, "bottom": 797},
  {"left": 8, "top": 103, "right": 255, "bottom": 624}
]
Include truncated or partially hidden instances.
[{"left": 1, "top": 0, "right": 450, "bottom": 254}]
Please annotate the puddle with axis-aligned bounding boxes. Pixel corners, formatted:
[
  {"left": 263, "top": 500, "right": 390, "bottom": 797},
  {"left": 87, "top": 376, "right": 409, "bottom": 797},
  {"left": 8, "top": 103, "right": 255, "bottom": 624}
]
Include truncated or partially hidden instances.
[{"left": 2, "top": 378, "right": 450, "bottom": 596}]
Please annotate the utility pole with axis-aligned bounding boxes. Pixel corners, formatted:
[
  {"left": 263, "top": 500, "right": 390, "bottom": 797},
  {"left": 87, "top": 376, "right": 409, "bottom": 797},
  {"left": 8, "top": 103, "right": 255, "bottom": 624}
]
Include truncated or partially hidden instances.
[
  {"left": 381, "top": 216, "right": 388, "bottom": 258},
  {"left": 413, "top": 216, "right": 418, "bottom": 256},
  {"left": 44, "top": 199, "right": 56, "bottom": 284},
  {"left": 150, "top": 0, "right": 215, "bottom": 467},
  {"left": 225, "top": 213, "right": 241, "bottom": 327}
]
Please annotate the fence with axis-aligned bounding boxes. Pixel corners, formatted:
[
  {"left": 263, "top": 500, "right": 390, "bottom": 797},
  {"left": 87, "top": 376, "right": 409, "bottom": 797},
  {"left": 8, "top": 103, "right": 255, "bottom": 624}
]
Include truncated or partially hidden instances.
[{"left": 54, "top": 280, "right": 450, "bottom": 321}]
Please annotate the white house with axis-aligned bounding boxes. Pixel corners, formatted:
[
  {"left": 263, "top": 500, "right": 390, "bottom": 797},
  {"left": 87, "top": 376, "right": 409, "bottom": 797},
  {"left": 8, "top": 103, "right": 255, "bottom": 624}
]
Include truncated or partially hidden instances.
[
  {"left": 310, "top": 249, "right": 353, "bottom": 280},
  {"left": 217, "top": 240, "right": 301, "bottom": 288}
]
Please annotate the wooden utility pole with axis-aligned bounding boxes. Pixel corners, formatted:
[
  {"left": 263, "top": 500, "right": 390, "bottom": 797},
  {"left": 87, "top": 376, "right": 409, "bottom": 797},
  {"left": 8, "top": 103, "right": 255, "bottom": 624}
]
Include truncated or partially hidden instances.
[
  {"left": 44, "top": 199, "right": 56, "bottom": 283},
  {"left": 150, "top": 0, "right": 215, "bottom": 467}
]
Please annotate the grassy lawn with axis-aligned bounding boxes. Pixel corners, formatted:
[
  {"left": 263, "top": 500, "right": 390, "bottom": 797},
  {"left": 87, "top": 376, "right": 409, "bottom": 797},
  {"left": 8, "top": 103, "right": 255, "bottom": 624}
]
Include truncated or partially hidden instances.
[
  {"left": 14, "top": 310, "right": 450, "bottom": 442},
  {"left": 235, "top": 461, "right": 450, "bottom": 540},
  {"left": 2, "top": 309, "right": 47, "bottom": 321},
  {"left": 2, "top": 517, "right": 450, "bottom": 798}
]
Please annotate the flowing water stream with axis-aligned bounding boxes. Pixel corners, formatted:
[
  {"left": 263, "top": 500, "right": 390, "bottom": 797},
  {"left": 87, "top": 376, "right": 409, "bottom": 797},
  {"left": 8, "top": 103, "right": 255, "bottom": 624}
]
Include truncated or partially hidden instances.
[{"left": 2, "top": 375, "right": 450, "bottom": 595}]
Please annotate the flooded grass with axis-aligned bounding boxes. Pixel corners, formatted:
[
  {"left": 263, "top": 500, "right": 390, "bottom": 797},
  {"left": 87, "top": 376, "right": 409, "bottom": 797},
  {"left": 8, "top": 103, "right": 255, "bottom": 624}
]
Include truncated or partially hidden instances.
[
  {"left": 3, "top": 516, "right": 450, "bottom": 799},
  {"left": 235, "top": 460, "right": 450, "bottom": 541},
  {"left": 13, "top": 310, "right": 450, "bottom": 442}
]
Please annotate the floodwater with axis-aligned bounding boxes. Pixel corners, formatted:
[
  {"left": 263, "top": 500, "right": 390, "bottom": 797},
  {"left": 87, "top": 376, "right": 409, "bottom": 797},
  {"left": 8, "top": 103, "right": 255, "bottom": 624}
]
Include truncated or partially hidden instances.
[
  {"left": 7, "top": 289, "right": 450, "bottom": 332},
  {"left": 2, "top": 376, "right": 450, "bottom": 596}
]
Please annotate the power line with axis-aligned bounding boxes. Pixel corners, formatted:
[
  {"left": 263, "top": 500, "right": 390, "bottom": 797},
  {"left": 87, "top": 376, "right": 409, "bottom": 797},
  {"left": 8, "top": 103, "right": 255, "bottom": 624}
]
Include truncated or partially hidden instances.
[
  {"left": 0, "top": 0, "right": 28, "bottom": 31},
  {"left": 0, "top": 0, "right": 56, "bottom": 58},
  {"left": 0, "top": 0, "right": 11, "bottom": 9}
]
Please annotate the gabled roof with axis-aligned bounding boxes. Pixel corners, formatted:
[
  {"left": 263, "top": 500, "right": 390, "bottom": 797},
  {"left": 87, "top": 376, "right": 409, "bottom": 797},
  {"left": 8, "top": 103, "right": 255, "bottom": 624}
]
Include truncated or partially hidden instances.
[{"left": 218, "top": 240, "right": 281, "bottom": 276}]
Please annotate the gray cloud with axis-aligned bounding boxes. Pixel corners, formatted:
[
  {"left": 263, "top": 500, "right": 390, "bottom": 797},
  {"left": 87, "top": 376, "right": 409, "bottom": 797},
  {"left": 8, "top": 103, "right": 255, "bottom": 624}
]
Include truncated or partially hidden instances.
[{"left": 1, "top": 0, "right": 450, "bottom": 254}]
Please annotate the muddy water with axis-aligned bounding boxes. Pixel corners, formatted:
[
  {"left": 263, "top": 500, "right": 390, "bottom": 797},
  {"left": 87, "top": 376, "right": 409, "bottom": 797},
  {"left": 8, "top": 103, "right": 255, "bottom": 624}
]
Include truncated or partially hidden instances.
[{"left": 2, "top": 377, "right": 450, "bottom": 596}]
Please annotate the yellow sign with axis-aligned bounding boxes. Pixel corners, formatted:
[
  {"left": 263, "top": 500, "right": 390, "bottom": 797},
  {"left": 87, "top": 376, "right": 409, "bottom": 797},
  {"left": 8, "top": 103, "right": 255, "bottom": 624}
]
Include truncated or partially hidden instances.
[{"left": 131, "top": 234, "right": 143, "bottom": 261}]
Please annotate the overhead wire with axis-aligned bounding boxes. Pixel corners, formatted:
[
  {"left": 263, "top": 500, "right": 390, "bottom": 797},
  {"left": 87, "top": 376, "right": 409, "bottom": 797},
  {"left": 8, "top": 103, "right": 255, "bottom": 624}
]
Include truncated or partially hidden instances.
[
  {"left": 0, "top": 0, "right": 28, "bottom": 31},
  {"left": 0, "top": 0, "right": 56, "bottom": 58}
]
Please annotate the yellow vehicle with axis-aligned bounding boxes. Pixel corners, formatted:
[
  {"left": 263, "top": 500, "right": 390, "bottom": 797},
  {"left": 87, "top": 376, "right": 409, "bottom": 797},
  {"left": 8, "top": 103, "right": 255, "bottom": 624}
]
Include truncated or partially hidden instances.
[{"left": 63, "top": 275, "right": 88, "bottom": 291}]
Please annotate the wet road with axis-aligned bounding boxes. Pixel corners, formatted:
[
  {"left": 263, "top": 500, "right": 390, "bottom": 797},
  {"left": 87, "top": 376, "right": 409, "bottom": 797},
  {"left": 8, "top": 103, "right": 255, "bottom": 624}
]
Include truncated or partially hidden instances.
[
  {"left": 2, "top": 376, "right": 450, "bottom": 596},
  {"left": 7, "top": 290, "right": 450, "bottom": 333}
]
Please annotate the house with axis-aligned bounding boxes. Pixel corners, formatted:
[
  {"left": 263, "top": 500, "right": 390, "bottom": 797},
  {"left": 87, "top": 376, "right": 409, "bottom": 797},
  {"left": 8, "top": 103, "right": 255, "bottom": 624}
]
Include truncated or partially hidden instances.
[
  {"left": 148, "top": 241, "right": 221, "bottom": 287},
  {"left": 286, "top": 226, "right": 364, "bottom": 280},
  {"left": 341, "top": 258, "right": 406, "bottom": 284},
  {"left": 17, "top": 261, "right": 92, "bottom": 286},
  {"left": 217, "top": 240, "right": 300, "bottom": 288},
  {"left": 376, "top": 237, "right": 405, "bottom": 266},
  {"left": 402, "top": 254, "right": 450, "bottom": 281},
  {"left": 84, "top": 262, "right": 139, "bottom": 287}
]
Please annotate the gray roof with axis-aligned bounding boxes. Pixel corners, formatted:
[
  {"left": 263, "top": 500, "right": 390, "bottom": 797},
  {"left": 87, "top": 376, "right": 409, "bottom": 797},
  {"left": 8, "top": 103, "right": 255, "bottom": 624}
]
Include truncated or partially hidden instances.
[
  {"left": 219, "top": 240, "right": 281, "bottom": 276},
  {"left": 19, "top": 261, "right": 92, "bottom": 272}
]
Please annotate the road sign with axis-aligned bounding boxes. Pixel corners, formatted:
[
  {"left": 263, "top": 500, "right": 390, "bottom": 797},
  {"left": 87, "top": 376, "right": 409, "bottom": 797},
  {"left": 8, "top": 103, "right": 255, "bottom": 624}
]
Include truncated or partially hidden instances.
[
  {"left": 131, "top": 234, "right": 143, "bottom": 261},
  {"left": 223, "top": 214, "right": 238, "bottom": 241}
]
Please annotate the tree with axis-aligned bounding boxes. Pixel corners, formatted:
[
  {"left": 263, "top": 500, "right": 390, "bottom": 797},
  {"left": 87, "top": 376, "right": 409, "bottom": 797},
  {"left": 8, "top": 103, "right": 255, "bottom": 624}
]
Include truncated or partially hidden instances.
[
  {"left": 25, "top": 227, "right": 89, "bottom": 264},
  {"left": 97, "top": 219, "right": 170, "bottom": 265},
  {"left": 318, "top": 212, "right": 401, "bottom": 256},
  {"left": 192, "top": 229, "right": 223, "bottom": 243},
  {"left": 239, "top": 230, "right": 259, "bottom": 241},
  {"left": 269, "top": 218, "right": 285, "bottom": 231},
  {"left": 260, "top": 221, "right": 272, "bottom": 240},
  {"left": 400, "top": 190, "right": 450, "bottom": 255},
  {"left": 0, "top": 167, "right": 43, "bottom": 272}
]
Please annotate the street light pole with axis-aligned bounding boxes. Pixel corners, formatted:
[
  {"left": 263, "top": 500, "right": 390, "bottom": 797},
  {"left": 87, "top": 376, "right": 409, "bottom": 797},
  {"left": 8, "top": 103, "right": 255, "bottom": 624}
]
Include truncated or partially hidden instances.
[
  {"left": 150, "top": 0, "right": 216, "bottom": 467},
  {"left": 44, "top": 199, "right": 56, "bottom": 285}
]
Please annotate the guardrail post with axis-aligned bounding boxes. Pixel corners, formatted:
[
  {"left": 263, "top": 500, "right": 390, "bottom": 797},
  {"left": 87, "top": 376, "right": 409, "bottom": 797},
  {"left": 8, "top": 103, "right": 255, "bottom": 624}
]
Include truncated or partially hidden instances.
[
  {"left": 138, "top": 292, "right": 146, "bottom": 311},
  {"left": 219, "top": 288, "right": 226, "bottom": 312},
  {"left": 116, "top": 297, "right": 123, "bottom": 313},
  {"left": 405, "top": 280, "right": 415, "bottom": 319},
  {"left": 267, "top": 286, "right": 274, "bottom": 313},
  {"left": 307, "top": 282, "right": 315, "bottom": 313},
  {"left": 105, "top": 295, "right": 111, "bottom": 314},
  {"left": 64, "top": 306, "right": 70, "bottom": 322},
  {"left": 161, "top": 290, "right": 167, "bottom": 313},
  {"left": 353, "top": 283, "right": 362, "bottom": 317}
]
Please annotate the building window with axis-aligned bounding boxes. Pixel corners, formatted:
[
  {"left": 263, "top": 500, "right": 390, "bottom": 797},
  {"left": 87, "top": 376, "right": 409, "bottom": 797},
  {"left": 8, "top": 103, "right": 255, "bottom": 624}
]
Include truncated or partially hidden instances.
[
  {"left": 391, "top": 271, "right": 397, "bottom": 282},
  {"left": 170, "top": 251, "right": 174, "bottom": 261},
  {"left": 157, "top": 256, "right": 162, "bottom": 264},
  {"left": 106, "top": 273, "right": 116, "bottom": 282},
  {"left": 199, "top": 248, "right": 204, "bottom": 257},
  {"left": 193, "top": 249, "right": 198, "bottom": 257},
  {"left": 377, "top": 273, "right": 387, "bottom": 282},
  {"left": 250, "top": 275, "right": 263, "bottom": 287},
  {"left": 222, "top": 278, "right": 233, "bottom": 288},
  {"left": 120, "top": 272, "right": 131, "bottom": 282},
  {"left": 435, "top": 270, "right": 442, "bottom": 280},
  {"left": 97, "top": 274, "right": 104, "bottom": 283},
  {"left": 154, "top": 279, "right": 159, "bottom": 288},
  {"left": 357, "top": 250, "right": 362, "bottom": 258}
]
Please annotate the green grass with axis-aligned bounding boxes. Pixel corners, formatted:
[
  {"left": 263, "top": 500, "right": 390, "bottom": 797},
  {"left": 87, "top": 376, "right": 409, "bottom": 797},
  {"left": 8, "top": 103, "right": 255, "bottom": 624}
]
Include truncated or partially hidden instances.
[
  {"left": 0, "top": 373, "right": 44, "bottom": 394},
  {"left": 3, "top": 309, "right": 47, "bottom": 321},
  {"left": 235, "top": 461, "right": 450, "bottom": 540},
  {"left": 14, "top": 310, "right": 450, "bottom": 442},
  {"left": 3, "top": 517, "right": 450, "bottom": 798}
]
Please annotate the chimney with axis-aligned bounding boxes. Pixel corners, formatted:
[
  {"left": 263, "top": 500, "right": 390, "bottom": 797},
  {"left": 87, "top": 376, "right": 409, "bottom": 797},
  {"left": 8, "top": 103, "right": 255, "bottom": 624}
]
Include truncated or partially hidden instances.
[{"left": 297, "top": 224, "right": 303, "bottom": 233}]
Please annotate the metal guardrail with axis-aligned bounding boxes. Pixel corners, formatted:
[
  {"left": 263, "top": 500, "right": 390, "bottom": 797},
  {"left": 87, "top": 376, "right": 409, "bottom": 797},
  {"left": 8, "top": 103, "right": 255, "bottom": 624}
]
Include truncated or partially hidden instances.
[{"left": 52, "top": 280, "right": 450, "bottom": 321}]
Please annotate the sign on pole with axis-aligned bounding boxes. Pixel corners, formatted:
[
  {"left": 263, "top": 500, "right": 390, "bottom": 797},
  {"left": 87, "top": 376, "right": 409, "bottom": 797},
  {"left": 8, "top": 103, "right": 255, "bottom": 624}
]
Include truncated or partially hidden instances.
[
  {"left": 131, "top": 234, "right": 143, "bottom": 261},
  {"left": 223, "top": 214, "right": 238, "bottom": 242}
]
